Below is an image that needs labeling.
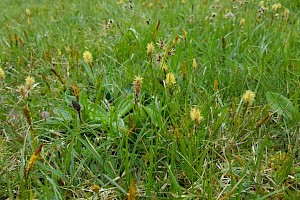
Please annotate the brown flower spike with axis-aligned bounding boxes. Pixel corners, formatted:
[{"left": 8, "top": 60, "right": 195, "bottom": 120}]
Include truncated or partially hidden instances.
[
  {"left": 133, "top": 76, "right": 143, "bottom": 106},
  {"left": 25, "top": 143, "right": 43, "bottom": 178}
]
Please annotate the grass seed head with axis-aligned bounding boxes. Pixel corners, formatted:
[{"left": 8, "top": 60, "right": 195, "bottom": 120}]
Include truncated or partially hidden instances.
[
  {"left": 17, "top": 85, "right": 28, "bottom": 98},
  {"left": 272, "top": 3, "right": 281, "bottom": 11},
  {"left": 192, "top": 58, "right": 197, "bottom": 70},
  {"left": 182, "top": 28, "right": 187, "bottom": 41},
  {"left": 173, "top": 35, "right": 180, "bottom": 47},
  {"left": 243, "top": 90, "right": 255, "bottom": 103},
  {"left": 147, "top": 41, "right": 155, "bottom": 57},
  {"left": 25, "top": 76, "right": 35, "bottom": 89},
  {"left": 240, "top": 18, "right": 245, "bottom": 26},
  {"left": 0, "top": 67, "right": 5, "bottom": 79},
  {"left": 133, "top": 76, "right": 143, "bottom": 96},
  {"left": 25, "top": 143, "right": 43, "bottom": 177},
  {"left": 165, "top": 73, "right": 176, "bottom": 87},
  {"left": 25, "top": 8, "right": 31, "bottom": 17},
  {"left": 83, "top": 50, "right": 93, "bottom": 65},
  {"left": 91, "top": 184, "right": 100, "bottom": 193},
  {"left": 23, "top": 105, "right": 31, "bottom": 125},
  {"left": 161, "top": 61, "right": 168, "bottom": 71},
  {"left": 190, "top": 107, "right": 203, "bottom": 124}
]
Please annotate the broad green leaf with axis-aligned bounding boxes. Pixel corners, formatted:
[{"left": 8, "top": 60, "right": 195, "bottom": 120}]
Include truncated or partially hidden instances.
[
  {"left": 266, "top": 92, "right": 297, "bottom": 120},
  {"left": 82, "top": 62, "right": 95, "bottom": 85}
]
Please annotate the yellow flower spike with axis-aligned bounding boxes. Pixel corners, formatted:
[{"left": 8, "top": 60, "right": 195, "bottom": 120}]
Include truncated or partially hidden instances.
[
  {"left": 83, "top": 50, "right": 93, "bottom": 66},
  {"left": 91, "top": 184, "right": 100, "bottom": 193},
  {"left": 146, "top": 41, "right": 155, "bottom": 57},
  {"left": 242, "top": 90, "right": 255, "bottom": 103},
  {"left": 17, "top": 85, "right": 28, "bottom": 98},
  {"left": 133, "top": 76, "right": 143, "bottom": 96},
  {"left": 25, "top": 9, "right": 31, "bottom": 17},
  {"left": 133, "top": 76, "right": 143, "bottom": 106},
  {"left": 240, "top": 18, "right": 245, "bottom": 26},
  {"left": 0, "top": 67, "right": 5, "bottom": 79},
  {"left": 173, "top": 35, "right": 180, "bottom": 47},
  {"left": 192, "top": 58, "right": 197, "bottom": 70},
  {"left": 25, "top": 143, "right": 43, "bottom": 178},
  {"left": 165, "top": 73, "right": 176, "bottom": 87},
  {"left": 190, "top": 107, "right": 204, "bottom": 124},
  {"left": 161, "top": 61, "right": 168, "bottom": 71},
  {"left": 128, "top": 179, "right": 136, "bottom": 200},
  {"left": 25, "top": 76, "right": 35, "bottom": 89},
  {"left": 182, "top": 28, "right": 187, "bottom": 42}
]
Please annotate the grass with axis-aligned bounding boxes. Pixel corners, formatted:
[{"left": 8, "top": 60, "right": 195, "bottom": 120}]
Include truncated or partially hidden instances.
[{"left": 0, "top": 0, "right": 300, "bottom": 199}]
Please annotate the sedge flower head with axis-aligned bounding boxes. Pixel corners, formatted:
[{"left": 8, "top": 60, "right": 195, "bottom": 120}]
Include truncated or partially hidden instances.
[
  {"left": 283, "top": 8, "right": 289, "bottom": 18},
  {"left": 25, "top": 76, "right": 35, "bottom": 89},
  {"left": 83, "top": 50, "right": 93, "bottom": 65},
  {"left": 192, "top": 58, "right": 197, "bottom": 70},
  {"left": 161, "top": 62, "right": 168, "bottom": 71},
  {"left": 165, "top": 73, "right": 176, "bottom": 87},
  {"left": 243, "top": 90, "right": 255, "bottom": 103},
  {"left": 190, "top": 107, "right": 204, "bottom": 124},
  {"left": 240, "top": 18, "right": 245, "bottom": 26},
  {"left": 259, "top": 1, "right": 264, "bottom": 7},
  {"left": 272, "top": 3, "right": 281, "bottom": 11},
  {"left": 17, "top": 85, "right": 28, "bottom": 98},
  {"left": 91, "top": 184, "right": 101, "bottom": 193},
  {"left": 133, "top": 76, "right": 143, "bottom": 96},
  {"left": 25, "top": 9, "right": 31, "bottom": 16},
  {"left": 146, "top": 42, "right": 155, "bottom": 57},
  {"left": 0, "top": 67, "right": 5, "bottom": 79}
]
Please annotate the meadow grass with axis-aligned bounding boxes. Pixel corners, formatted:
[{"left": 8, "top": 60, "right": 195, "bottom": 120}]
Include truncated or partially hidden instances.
[{"left": 0, "top": 0, "right": 300, "bottom": 199}]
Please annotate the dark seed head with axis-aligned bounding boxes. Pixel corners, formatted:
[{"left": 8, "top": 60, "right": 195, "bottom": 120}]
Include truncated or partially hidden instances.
[{"left": 72, "top": 100, "right": 81, "bottom": 112}]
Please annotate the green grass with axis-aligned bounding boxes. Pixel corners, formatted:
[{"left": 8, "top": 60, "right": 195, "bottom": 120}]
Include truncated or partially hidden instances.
[{"left": 0, "top": 0, "right": 300, "bottom": 199}]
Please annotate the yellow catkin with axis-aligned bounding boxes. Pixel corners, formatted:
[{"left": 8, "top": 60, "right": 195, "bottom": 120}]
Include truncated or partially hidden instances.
[
  {"left": 165, "top": 73, "right": 176, "bottom": 87},
  {"left": 146, "top": 42, "right": 155, "bottom": 57},
  {"left": 128, "top": 179, "right": 136, "bottom": 200},
  {"left": 192, "top": 58, "right": 197, "bottom": 70},
  {"left": 25, "top": 76, "right": 35, "bottom": 89},
  {"left": 240, "top": 18, "right": 245, "bottom": 26},
  {"left": 242, "top": 90, "right": 255, "bottom": 103},
  {"left": 190, "top": 107, "right": 204, "bottom": 124},
  {"left": 17, "top": 85, "right": 28, "bottom": 98},
  {"left": 161, "top": 61, "right": 168, "bottom": 71},
  {"left": 73, "top": 83, "right": 80, "bottom": 101},
  {"left": 0, "top": 67, "right": 5, "bottom": 79},
  {"left": 182, "top": 28, "right": 187, "bottom": 41},
  {"left": 83, "top": 50, "right": 93, "bottom": 65},
  {"left": 91, "top": 184, "right": 100, "bottom": 193},
  {"left": 26, "top": 144, "right": 43, "bottom": 177},
  {"left": 133, "top": 76, "right": 143, "bottom": 96},
  {"left": 173, "top": 35, "right": 180, "bottom": 47}
]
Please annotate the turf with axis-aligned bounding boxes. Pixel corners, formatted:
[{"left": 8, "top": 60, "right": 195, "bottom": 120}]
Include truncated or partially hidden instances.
[{"left": 0, "top": 0, "right": 300, "bottom": 199}]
